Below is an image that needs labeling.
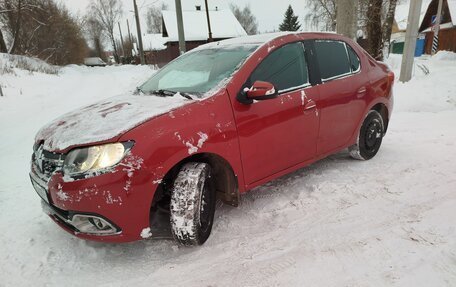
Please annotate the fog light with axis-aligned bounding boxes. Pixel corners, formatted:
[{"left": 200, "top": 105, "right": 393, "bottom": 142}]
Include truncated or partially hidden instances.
[
  {"left": 71, "top": 214, "right": 119, "bottom": 235},
  {"left": 89, "top": 217, "right": 111, "bottom": 230}
]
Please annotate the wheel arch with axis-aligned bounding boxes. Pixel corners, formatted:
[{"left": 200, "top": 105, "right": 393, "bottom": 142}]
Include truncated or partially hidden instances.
[
  {"left": 370, "top": 102, "right": 389, "bottom": 132},
  {"left": 152, "top": 152, "right": 240, "bottom": 210}
]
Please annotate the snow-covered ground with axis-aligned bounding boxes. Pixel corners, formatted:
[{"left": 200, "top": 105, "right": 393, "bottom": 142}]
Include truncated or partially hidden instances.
[{"left": 0, "top": 53, "right": 455, "bottom": 286}]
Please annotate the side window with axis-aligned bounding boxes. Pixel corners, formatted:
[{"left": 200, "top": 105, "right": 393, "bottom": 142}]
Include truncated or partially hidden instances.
[
  {"left": 249, "top": 42, "right": 308, "bottom": 92},
  {"left": 347, "top": 45, "right": 361, "bottom": 72},
  {"left": 314, "top": 40, "right": 351, "bottom": 81}
]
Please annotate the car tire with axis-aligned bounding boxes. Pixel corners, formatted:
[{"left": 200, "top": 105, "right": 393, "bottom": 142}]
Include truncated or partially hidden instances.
[
  {"left": 349, "top": 110, "right": 385, "bottom": 160},
  {"left": 170, "top": 162, "right": 216, "bottom": 246}
]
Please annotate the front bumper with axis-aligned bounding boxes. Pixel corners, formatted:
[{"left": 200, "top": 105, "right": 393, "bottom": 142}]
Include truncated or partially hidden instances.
[{"left": 30, "top": 156, "right": 158, "bottom": 243}]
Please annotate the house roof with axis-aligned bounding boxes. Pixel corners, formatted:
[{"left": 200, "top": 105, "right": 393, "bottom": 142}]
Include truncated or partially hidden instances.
[
  {"left": 395, "top": 0, "right": 456, "bottom": 32},
  {"left": 395, "top": 0, "right": 433, "bottom": 31},
  {"left": 448, "top": 0, "right": 456, "bottom": 24},
  {"left": 141, "top": 33, "right": 168, "bottom": 51},
  {"left": 161, "top": 9, "right": 247, "bottom": 42}
]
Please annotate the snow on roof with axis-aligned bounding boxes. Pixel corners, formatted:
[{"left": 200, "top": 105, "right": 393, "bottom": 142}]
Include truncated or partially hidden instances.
[
  {"left": 142, "top": 33, "right": 168, "bottom": 51},
  {"left": 422, "top": 21, "right": 454, "bottom": 32},
  {"left": 396, "top": 0, "right": 456, "bottom": 31},
  {"left": 395, "top": 0, "right": 433, "bottom": 31},
  {"left": 162, "top": 9, "right": 247, "bottom": 42},
  {"left": 448, "top": 0, "right": 456, "bottom": 24}
]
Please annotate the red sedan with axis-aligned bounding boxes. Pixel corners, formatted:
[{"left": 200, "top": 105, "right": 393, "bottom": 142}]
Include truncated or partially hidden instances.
[{"left": 30, "top": 32, "right": 394, "bottom": 245}]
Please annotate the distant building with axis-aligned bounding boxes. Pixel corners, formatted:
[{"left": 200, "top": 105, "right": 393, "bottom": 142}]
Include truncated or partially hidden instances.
[
  {"left": 391, "top": 0, "right": 456, "bottom": 55},
  {"left": 390, "top": 0, "right": 432, "bottom": 56},
  {"left": 419, "top": 0, "right": 456, "bottom": 54},
  {"left": 144, "top": 8, "right": 247, "bottom": 67}
]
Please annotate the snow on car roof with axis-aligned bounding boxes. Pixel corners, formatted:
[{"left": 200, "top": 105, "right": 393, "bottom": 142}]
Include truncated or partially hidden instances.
[{"left": 193, "top": 31, "right": 338, "bottom": 51}]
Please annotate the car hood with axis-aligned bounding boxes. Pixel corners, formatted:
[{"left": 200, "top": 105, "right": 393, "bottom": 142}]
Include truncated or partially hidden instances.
[{"left": 36, "top": 93, "right": 190, "bottom": 152}]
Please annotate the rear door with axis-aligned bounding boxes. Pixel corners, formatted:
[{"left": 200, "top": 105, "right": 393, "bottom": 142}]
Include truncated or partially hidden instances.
[
  {"left": 312, "top": 40, "right": 366, "bottom": 154},
  {"left": 231, "top": 42, "right": 320, "bottom": 185}
]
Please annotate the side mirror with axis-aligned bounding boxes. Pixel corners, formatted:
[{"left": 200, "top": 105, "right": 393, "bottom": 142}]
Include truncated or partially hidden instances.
[{"left": 245, "top": 81, "right": 278, "bottom": 101}]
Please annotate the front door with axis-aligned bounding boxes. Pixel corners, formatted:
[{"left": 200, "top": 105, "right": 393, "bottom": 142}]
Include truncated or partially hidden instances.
[{"left": 231, "top": 42, "right": 320, "bottom": 185}]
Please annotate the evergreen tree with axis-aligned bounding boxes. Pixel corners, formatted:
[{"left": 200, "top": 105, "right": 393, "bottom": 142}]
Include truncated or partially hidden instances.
[{"left": 279, "top": 5, "right": 301, "bottom": 31}]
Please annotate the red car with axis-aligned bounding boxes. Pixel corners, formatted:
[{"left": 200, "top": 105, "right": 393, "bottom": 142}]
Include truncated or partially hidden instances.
[{"left": 30, "top": 32, "right": 394, "bottom": 245}]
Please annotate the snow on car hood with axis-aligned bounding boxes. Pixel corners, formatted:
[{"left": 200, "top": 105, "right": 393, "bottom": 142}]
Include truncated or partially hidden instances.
[{"left": 36, "top": 93, "right": 189, "bottom": 152}]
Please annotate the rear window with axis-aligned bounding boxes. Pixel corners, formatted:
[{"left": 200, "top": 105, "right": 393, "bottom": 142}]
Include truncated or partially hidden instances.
[
  {"left": 347, "top": 45, "right": 361, "bottom": 72},
  {"left": 315, "top": 40, "right": 351, "bottom": 81},
  {"left": 249, "top": 42, "right": 308, "bottom": 92}
]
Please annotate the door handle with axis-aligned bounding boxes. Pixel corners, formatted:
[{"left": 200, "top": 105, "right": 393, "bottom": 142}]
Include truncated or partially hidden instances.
[
  {"left": 304, "top": 100, "right": 316, "bottom": 110},
  {"left": 357, "top": 87, "right": 367, "bottom": 98}
]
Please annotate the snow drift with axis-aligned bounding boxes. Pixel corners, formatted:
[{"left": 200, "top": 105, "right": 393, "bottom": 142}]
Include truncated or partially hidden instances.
[
  {"left": 0, "top": 53, "right": 59, "bottom": 75},
  {"left": 0, "top": 52, "right": 456, "bottom": 287},
  {"left": 387, "top": 51, "right": 456, "bottom": 112}
]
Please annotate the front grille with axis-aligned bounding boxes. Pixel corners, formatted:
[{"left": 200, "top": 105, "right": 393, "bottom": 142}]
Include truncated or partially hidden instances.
[{"left": 31, "top": 144, "right": 65, "bottom": 181}]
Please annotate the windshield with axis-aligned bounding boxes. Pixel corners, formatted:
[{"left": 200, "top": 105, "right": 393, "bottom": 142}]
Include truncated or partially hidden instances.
[{"left": 139, "top": 44, "right": 259, "bottom": 96}]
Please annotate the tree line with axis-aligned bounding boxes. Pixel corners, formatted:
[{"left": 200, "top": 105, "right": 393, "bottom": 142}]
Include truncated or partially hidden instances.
[
  {"left": 0, "top": 0, "right": 130, "bottom": 65},
  {"left": 1, "top": 0, "right": 397, "bottom": 66},
  {"left": 0, "top": 0, "right": 87, "bottom": 65}
]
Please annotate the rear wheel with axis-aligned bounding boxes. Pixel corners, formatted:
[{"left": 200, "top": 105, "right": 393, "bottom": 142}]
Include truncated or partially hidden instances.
[
  {"left": 170, "top": 162, "right": 216, "bottom": 246},
  {"left": 349, "top": 110, "right": 384, "bottom": 160}
]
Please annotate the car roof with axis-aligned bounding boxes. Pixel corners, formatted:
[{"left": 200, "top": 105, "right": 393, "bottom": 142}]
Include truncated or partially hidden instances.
[{"left": 195, "top": 31, "right": 340, "bottom": 51}]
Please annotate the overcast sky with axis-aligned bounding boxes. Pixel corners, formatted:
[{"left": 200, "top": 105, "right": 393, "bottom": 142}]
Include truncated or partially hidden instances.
[{"left": 61, "top": 0, "right": 312, "bottom": 34}]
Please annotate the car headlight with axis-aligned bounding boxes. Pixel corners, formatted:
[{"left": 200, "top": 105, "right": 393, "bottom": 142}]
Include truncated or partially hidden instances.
[{"left": 63, "top": 142, "right": 132, "bottom": 176}]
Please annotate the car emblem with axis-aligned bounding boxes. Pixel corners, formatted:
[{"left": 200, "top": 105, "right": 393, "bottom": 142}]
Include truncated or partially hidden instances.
[{"left": 35, "top": 145, "right": 44, "bottom": 173}]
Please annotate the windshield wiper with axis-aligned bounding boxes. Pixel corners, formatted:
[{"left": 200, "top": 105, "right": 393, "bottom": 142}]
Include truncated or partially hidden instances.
[{"left": 153, "top": 89, "right": 194, "bottom": 100}]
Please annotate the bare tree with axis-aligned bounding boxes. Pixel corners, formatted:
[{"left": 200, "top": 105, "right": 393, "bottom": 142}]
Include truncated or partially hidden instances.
[
  {"left": 366, "top": 0, "right": 383, "bottom": 60},
  {"left": 0, "top": 0, "right": 88, "bottom": 64},
  {"left": 0, "top": 0, "right": 27, "bottom": 54},
  {"left": 85, "top": 13, "right": 105, "bottom": 60},
  {"left": 307, "top": 0, "right": 400, "bottom": 59},
  {"left": 382, "top": 0, "right": 399, "bottom": 55},
  {"left": 90, "top": 0, "right": 123, "bottom": 63},
  {"left": 304, "top": 0, "right": 337, "bottom": 31},
  {"left": 229, "top": 4, "right": 258, "bottom": 35},
  {"left": 0, "top": 27, "right": 7, "bottom": 52},
  {"left": 146, "top": 2, "right": 167, "bottom": 34}
]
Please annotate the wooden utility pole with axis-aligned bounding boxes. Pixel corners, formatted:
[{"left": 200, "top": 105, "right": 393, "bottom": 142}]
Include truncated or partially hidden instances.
[
  {"left": 118, "top": 22, "right": 125, "bottom": 58},
  {"left": 336, "top": 0, "right": 357, "bottom": 39},
  {"left": 432, "top": 0, "right": 444, "bottom": 54},
  {"left": 400, "top": 0, "right": 423, "bottom": 82},
  {"left": 133, "top": 0, "right": 146, "bottom": 64},
  {"left": 175, "top": 0, "right": 186, "bottom": 54},
  {"left": 204, "top": 0, "right": 213, "bottom": 42}
]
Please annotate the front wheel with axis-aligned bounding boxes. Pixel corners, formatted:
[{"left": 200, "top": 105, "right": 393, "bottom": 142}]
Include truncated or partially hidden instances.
[
  {"left": 170, "top": 162, "right": 216, "bottom": 246},
  {"left": 349, "top": 110, "right": 385, "bottom": 160}
]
